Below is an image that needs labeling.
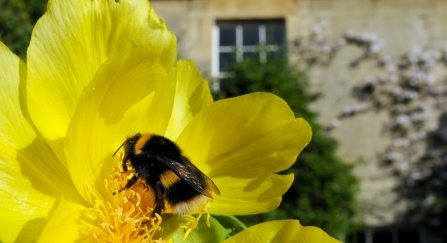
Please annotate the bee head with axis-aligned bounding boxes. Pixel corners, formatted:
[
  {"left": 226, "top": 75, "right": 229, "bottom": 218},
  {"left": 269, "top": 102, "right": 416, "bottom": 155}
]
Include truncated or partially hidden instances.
[{"left": 113, "top": 133, "right": 142, "bottom": 163}]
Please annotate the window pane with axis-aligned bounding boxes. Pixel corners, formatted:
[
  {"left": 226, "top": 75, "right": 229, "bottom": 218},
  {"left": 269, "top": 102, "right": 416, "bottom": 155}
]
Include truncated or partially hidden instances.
[
  {"left": 243, "top": 51, "right": 259, "bottom": 62},
  {"left": 398, "top": 230, "right": 419, "bottom": 243},
  {"left": 372, "top": 231, "right": 392, "bottom": 243},
  {"left": 357, "top": 232, "right": 366, "bottom": 243},
  {"left": 219, "top": 52, "right": 236, "bottom": 71},
  {"left": 266, "top": 23, "right": 285, "bottom": 45},
  {"left": 243, "top": 25, "right": 259, "bottom": 46},
  {"left": 220, "top": 26, "right": 236, "bottom": 46}
]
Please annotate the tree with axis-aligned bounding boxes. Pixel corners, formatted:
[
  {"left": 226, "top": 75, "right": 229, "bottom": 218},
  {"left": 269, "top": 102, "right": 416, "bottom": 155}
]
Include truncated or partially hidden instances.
[{"left": 0, "top": 0, "right": 47, "bottom": 59}]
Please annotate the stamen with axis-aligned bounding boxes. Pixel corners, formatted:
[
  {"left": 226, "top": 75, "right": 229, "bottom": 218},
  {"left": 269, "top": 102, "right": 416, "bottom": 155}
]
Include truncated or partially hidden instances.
[
  {"left": 206, "top": 213, "right": 211, "bottom": 228},
  {"left": 87, "top": 168, "right": 160, "bottom": 243},
  {"left": 86, "top": 167, "right": 215, "bottom": 242},
  {"left": 202, "top": 198, "right": 214, "bottom": 228}
]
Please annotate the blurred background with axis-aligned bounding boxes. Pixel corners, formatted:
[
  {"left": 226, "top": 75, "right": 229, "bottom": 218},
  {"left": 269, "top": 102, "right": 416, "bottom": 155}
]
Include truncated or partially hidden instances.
[{"left": 3, "top": 0, "right": 447, "bottom": 242}]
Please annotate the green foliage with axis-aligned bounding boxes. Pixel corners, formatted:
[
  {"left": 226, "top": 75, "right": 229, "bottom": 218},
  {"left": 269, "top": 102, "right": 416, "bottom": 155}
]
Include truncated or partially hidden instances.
[
  {"left": 212, "top": 215, "right": 247, "bottom": 237},
  {"left": 215, "top": 50, "right": 359, "bottom": 238},
  {"left": 0, "top": 0, "right": 47, "bottom": 59}
]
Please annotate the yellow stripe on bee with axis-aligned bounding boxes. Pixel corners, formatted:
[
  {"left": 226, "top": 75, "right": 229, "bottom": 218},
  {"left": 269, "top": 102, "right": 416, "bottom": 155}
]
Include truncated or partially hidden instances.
[
  {"left": 134, "top": 133, "right": 153, "bottom": 155},
  {"left": 166, "top": 195, "right": 208, "bottom": 215},
  {"left": 160, "top": 170, "right": 181, "bottom": 188}
]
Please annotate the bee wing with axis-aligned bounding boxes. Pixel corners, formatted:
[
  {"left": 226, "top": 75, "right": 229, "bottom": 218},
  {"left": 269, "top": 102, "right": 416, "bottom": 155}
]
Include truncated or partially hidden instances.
[
  {"left": 153, "top": 155, "right": 221, "bottom": 198},
  {"left": 177, "top": 156, "right": 221, "bottom": 196}
]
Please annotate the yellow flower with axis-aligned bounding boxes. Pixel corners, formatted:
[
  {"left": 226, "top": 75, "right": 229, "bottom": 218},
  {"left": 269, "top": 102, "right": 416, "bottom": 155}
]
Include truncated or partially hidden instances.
[{"left": 0, "top": 0, "right": 336, "bottom": 242}]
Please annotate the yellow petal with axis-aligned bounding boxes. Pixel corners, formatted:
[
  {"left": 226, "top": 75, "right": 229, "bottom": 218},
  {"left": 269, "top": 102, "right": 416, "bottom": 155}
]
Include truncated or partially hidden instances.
[
  {"left": 177, "top": 93, "right": 311, "bottom": 177},
  {"left": 0, "top": 42, "right": 81, "bottom": 242},
  {"left": 223, "top": 220, "right": 341, "bottom": 243},
  {"left": 164, "top": 60, "right": 213, "bottom": 139},
  {"left": 136, "top": 61, "right": 178, "bottom": 137},
  {"left": 208, "top": 174, "right": 294, "bottom": 215},
  {"left": 27, "top": 0, "right": 176, "bottom": 164},
  {"left": 176, "top": 93, "right": 311, "bottom": 214},
  {"left": 137, "top": 59, "right": 212, "bottom": 140},
  {"left": 65, "top": 46, "right": 169, "bottom": 203},
  {"left": 37, "top": 197, "right": 95, "bottom": 243},
  {"left": 0, "top": 146, "right": 55, "bottom": 243}
]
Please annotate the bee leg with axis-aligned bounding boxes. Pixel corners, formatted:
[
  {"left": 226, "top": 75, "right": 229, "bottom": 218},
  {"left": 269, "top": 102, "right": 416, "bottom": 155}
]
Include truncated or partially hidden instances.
[
  {"left": 152, "top": 181, "right": 165, "bottom": 216},
  {"left": 121, "top": 160, "right": 128, "bottom": 173},
  {"left": 120, "top": 165, "right": 128, "bottom": 173},
  {"left": 113, "top": 175, "right": 138, "bottom": 195},
  {"left": 118, "top": 153, "right": 128, "bottom": 173}
]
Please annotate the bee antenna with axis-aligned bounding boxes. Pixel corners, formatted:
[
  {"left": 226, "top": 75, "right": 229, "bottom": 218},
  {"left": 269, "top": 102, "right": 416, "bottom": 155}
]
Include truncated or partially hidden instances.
[{"left": 113, "top": 140, "right": 127, "bottom": 157}]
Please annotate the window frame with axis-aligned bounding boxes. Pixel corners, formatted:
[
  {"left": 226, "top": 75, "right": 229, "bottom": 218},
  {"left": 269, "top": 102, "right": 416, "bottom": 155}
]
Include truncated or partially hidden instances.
[{"left": 211, "top": 19, "right": 285, "bottom": 79}]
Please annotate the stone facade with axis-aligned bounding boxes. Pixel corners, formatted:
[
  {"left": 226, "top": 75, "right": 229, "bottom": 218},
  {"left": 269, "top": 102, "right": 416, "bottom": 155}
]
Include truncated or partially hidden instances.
[{"left": 152, "top": 0, "right": 447, "bottom": 228}]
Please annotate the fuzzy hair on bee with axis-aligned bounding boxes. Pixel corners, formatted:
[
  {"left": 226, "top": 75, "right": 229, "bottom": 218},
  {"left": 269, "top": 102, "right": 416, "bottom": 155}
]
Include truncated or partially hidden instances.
[{"left": 113, "top": 133, "right": 220, "bottom": 215}]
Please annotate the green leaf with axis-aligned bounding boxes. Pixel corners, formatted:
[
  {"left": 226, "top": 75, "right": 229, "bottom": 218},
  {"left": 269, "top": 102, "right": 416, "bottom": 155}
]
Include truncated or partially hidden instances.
[
  {"left": 154, "top": 214, "right": 197, "bottom": 241},
  {"left": 212, "top": 214, "right": 247, "bottom": 237},
  {"left": 171, "top": 214, "right": 231, "bottom": 243}
]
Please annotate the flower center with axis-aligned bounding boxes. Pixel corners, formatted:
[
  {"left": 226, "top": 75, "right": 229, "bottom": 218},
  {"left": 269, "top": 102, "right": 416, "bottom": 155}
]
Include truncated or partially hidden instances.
[{"left": 88, "top": 168, "right": 162, "bottom": 243}]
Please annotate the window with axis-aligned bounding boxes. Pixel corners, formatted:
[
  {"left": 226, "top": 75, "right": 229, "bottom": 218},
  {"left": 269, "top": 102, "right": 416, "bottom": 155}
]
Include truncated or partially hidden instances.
[
  {"left": 347, "top": 228, "right": 426, "bottom": 243},
  {"left": 212, "top": 19, "right": 286, "bottom": 79}
]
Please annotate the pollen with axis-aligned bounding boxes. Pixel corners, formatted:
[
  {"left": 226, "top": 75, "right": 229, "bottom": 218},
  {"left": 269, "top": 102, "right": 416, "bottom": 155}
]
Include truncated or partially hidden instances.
[{"left": 87, "top": 168, "right": 162, "bottom": 243}]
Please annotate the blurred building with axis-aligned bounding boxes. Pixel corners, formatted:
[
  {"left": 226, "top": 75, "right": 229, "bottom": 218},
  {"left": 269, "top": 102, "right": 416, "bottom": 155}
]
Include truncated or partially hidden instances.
[{"left": 152, "top": 0, "right": 447, "bottom": 242}]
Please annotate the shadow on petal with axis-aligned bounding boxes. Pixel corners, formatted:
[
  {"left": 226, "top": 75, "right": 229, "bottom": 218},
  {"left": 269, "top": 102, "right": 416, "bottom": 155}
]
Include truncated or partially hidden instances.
[{"left": 15, "top": 217, "right": 46, "bottom": 243}]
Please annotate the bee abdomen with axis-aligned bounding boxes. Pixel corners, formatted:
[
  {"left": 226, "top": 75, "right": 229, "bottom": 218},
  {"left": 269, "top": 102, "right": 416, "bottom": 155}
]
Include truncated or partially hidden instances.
[{"left": 164, "top": 181, "right": 207, "bottom": 215}]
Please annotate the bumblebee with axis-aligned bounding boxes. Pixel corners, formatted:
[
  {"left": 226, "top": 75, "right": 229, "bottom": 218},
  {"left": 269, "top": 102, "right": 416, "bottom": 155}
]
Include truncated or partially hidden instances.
[{"left": 113, "top": 133, "right": 220, "bottom": 215}]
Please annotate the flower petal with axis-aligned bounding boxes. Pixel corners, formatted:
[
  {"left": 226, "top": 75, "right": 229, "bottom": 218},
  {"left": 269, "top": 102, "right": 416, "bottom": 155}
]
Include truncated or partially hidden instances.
[
  {"left": 0, "top": 145, "right": 55, "bottom": 243},
  {"left": 136, "top": 59, "right": 212, "bottom": 141},
  {"left": 176, "top": 93, "right": 311, "bottom": 214},
  {"left": 0, "top": 42, "right": 81, "bottom": 242},
  {"left": 223, "top": 220, "right": 341, "bottom": 243},
  {"left": 177, "top": 93, "right": 311, "bottom": 177},
  {"left": 27, "top": 0, "right": 176, "bottom": 163},
  {"left": 163, "top": 60, "right": 213, "bottom": 139},
  {"left": 65, "top": 46, "right": 170, "bottom": 202},
  {"left": 37, "top": 197, "right": 95, "bottom": 243},
  {"left": 208, "top": 174, "right": 293, "bottom": 215}
]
